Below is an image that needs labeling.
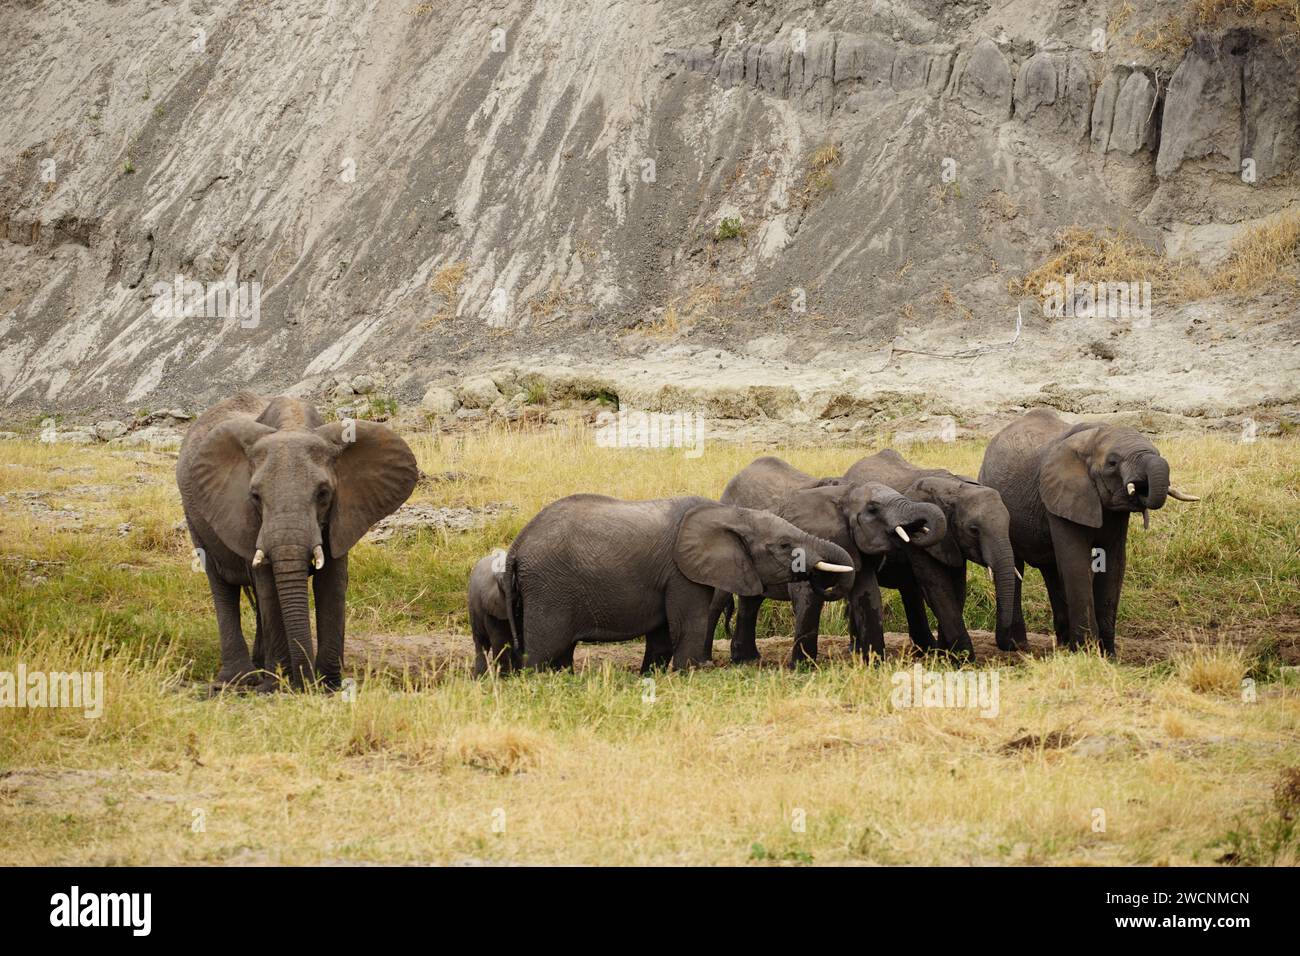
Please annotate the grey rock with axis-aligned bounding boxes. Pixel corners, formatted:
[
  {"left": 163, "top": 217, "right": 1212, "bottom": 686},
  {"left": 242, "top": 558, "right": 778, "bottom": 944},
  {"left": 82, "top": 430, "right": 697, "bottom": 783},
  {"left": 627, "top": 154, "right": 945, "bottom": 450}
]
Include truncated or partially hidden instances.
[
  {"left": 108, "top": 425, "right": 184, "bottom": 449},
  {"left": 458, "top": 375, "right": 503, "bottom": 409},
  {"left": 351, "top": 373, "right": 376, "bottom": 394},
  {"left": 420, "top": 384, "right": 459, "bottom": 415},
  {"left": 92, "top": 420, "right": 128, "bottom": 441},
  {"left": 834, "top": 35, "right": 895, "bottom": 88},
  {"left": 1244, "top": 40, "right": 1300, "bottom": 180},
  {"left": 1014, "top": 52, "right": 1091, "bottom": 138},
  {"left": 956, "top": 38, "right": 1012, "bottom": 120},
  {"left": 892, "top": 49, "right": 929, "bottom": 92},
  {"left": 1157, "top": 33, "right": 1245, "bottom": 178},
  {"left": 1091, "top": 69, "right": 1124, "bottom": 153},
  {"left": 1110, "top": 71, "right": 1158, "bottom": 154}
]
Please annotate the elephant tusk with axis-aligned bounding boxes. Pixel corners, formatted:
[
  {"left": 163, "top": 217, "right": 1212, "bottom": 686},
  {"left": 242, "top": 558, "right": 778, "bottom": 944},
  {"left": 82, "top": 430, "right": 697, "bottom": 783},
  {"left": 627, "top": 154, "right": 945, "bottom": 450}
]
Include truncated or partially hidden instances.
[
  {"left": 1014, "top": 567, "right": 1023, "bottom": 581},
  {"left": 894, "top": 526, "right": 910, "bottom": 543},
  {"left": 313, "top": 545, "right": 325, "bottom": 570},
  {"left": 1127, "top": 482, "right": 1137, "bottom": 496},
  {"left": 985, "top": 567, "right": 993, "bottom": 582},
  {"left": 251, "top": 549, "right": 265, "bottom": 567},
  {"left": 815, "top": 561, "right": 854, "bottom": 573},
  {"left": 1168, "top": 488, "right": 1200, "bottom": 502}
]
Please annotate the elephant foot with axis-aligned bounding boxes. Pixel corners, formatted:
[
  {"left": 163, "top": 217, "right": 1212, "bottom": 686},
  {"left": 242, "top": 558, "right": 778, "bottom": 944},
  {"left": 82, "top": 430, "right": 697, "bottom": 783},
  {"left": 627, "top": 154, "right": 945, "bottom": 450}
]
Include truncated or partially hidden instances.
[
  {"left": 215, "top": 661, "right": 260, "bottom": 685},
  {"left": 728, "top": 645, "right": 761, "bottom": 665}
]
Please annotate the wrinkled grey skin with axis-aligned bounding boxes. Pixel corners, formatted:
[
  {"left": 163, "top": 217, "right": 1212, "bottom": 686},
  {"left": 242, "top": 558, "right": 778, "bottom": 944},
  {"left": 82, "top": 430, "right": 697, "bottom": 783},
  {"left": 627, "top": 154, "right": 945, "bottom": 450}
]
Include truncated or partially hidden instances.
[
  {"left": 979, "top": 408, "right": 1196, "bottom": 654},
  {"left": 844, "top": 450, "right": 1019, "bottom": 657},
  {"left": 709, "top": 456, "right": 947, "bottom": 666},
  {"left": 503, "top": 494, "right": 856, "bottom": 673},
  {"left": 177, "top": 392, "right": 418, "bottom": 690},
  {"left": 469, "top": 553, "right": 515, "bottom": 676}
]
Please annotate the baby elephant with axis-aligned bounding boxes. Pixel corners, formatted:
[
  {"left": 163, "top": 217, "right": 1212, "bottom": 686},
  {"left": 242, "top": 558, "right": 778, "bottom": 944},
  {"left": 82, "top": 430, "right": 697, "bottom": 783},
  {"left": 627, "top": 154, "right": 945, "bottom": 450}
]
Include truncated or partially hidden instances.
[
  {"left": 503, "top": 494, "right": 856, "bottom": 672},
  {"left": 468, "top": 551, "right": 515, "bottom": 675}
]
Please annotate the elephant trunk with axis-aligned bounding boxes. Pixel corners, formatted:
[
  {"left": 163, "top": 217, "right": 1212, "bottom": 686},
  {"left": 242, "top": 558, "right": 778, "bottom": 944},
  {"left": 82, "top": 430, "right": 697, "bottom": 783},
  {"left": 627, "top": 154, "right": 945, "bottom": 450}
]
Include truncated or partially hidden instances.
[
  {"left": 806, "top": 536, "right": 855, "bottom": 599},
  {"left": 1143, "top": 455, "right": 1170, "bottom": 511},
  {"left": 888, "top": 497, "right": 947, "bottom": 548},
  {"left": 984, "top": 537, "right": 1018, "bottom": 633},
  {"left": 270, "top": 546, "right": 315, "bottom": 688}
]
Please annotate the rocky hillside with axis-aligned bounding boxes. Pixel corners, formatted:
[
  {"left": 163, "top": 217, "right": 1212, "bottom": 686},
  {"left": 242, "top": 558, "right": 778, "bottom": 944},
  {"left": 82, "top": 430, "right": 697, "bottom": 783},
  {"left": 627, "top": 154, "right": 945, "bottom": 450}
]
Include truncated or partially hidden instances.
[{"left": 1, "top": 0, "right": 1297, "bottom": 430}]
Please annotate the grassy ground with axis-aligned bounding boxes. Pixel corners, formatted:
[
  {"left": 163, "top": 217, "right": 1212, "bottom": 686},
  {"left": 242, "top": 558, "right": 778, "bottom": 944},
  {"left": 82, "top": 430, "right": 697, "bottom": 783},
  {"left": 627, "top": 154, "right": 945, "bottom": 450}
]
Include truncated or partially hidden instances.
[{"left": 1, "top": 425, "right": 1298, "bottom": 864}]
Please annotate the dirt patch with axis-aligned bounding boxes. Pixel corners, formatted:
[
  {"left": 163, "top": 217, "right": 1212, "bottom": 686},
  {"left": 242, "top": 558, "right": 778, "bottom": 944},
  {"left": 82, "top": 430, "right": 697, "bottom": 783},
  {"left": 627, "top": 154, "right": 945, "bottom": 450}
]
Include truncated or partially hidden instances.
[{"left": 344, "top": 624, "right": 1299, "bottom": 678}]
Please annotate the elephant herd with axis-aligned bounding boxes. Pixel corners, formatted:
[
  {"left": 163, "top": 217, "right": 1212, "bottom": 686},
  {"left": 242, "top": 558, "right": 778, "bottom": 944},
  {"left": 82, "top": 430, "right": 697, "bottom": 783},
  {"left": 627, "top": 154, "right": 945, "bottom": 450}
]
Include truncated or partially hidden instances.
[{"left": 177, "top": 393, "right": 1199, "bottom": 691}]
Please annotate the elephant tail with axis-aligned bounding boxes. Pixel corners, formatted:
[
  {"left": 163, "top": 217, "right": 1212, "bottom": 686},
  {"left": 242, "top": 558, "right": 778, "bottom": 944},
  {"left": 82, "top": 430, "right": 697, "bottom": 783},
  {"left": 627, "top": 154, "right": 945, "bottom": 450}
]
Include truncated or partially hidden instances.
[
  {"left": 502, "top": 551, "right": 524, "bottom": 664},
  {"left": 722, "top": 592, "right": 734, "bottom": 637}
]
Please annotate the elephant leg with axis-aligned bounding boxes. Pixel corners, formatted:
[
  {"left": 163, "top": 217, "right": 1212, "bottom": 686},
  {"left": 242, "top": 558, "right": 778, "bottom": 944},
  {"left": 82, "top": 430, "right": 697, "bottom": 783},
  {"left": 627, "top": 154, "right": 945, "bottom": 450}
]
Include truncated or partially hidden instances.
[
  {"left": 470, "top": 614, "right": 490, "bottom": 677},
  {"left": 667, "top": 580, "right": 711, "bottom": 670},
  {"left": 554, "top": 644, "right": 576, "bottom": 671},
  {"left": 898, "top": 577, "right": 937, "bottom": 651},
  {"left": 1093, "top": 526, "right": 1127, "bottom": 656},
  {"left": 787, "top": 582, "right": 823, "bottom": 666},
  {"left": 206, "top": 568, "right": 256, "bottom": 686},
  {"left": 1048, "top": 515, "right": 1100, "bottom": 651},
  {"left": 1039, "top": 564, "right": 1071, "bottom": 648},
  {"left": 641, "top": 624, "right": 673, "bottom": 673},
  {"left": 730, "top": 596, "right": 763, "bottom": 664},
  {"left": 486, "top": 617, "right": 517, "bottom": 674},
  {"left": 519, "top": 598, "right": 564, "bottom": 670},
  {"left": 1000, "top": 559, "right": 1031, "bottom": 650},
  {"left": 941, "top": 565, "right": 974, "bottom": 656},
  {"left": 912, "top": 554, "right": 974, "bottom": 660},
  {"left": 313, "top": 553, "right": 348, "bottom": 689},
  {"left": 704, "top": 589, "right": 731, "bottom": 660},
  {"left": 848, "top": 571, "right": 886, "bottom": 662}
]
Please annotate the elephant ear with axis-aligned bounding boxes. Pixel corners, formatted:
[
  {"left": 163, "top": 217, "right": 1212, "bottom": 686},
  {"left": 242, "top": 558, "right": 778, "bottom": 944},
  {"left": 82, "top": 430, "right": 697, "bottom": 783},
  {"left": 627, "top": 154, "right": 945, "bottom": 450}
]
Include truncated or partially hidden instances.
[
  {"left": 674, "top": 504, "right": 764, "bottom": 596},
  {"left": 316, "top": 421, "right": 420, "bottom": 556},
  {"left": 775, "top": 486, "right": 854, "bottom": 555},
  {"left": 907, "top": 477, "right": 964, "bottom": 568},
  {"left": 1040, "top": 429, "right": 1103, "bottom": 528},
  {"left": 185, "top": 417, "right": 276, "bottom": 559}
]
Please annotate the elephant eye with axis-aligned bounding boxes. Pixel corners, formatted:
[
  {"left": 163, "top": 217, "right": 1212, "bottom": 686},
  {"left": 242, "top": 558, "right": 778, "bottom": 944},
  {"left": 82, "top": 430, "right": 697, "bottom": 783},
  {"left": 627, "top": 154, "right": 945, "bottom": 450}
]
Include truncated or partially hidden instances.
[
  {"left": 316, "top": 485, "right": 331, "bottom": 503},
  {"left": 249, "top": 489, "right": 261, "bottom": 507}
]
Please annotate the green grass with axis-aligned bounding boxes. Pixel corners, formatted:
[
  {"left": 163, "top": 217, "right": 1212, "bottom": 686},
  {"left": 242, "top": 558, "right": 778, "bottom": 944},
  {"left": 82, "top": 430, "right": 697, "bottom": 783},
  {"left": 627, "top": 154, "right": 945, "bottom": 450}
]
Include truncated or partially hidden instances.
[{"left": 0, "top": 426, "right": 1297, "bottom": 864}]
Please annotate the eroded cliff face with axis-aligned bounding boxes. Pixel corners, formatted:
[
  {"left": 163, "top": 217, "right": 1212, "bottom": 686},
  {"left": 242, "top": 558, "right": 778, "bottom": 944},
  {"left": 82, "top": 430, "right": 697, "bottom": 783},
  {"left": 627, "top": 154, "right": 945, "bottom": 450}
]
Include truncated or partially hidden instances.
[{"left": 0, "top": 0, "right": 1297, "bottom": 419}]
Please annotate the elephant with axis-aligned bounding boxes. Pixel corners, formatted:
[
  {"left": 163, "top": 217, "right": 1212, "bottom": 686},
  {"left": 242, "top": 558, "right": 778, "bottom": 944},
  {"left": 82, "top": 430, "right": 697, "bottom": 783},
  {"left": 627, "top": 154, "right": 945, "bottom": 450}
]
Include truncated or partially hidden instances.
[
  {"left": 978, "top": 408, "right": 1199, "bottom": 654},
  {"left": 842, "top": 450, "right": 1020, "bottom": 656},
  {"left": 502, "top": 494, "right": 857, "bottom": 672},
  {"left": 708, "top": 456, "right": 947, "bottom": 666},
  {"left": 468, "top": 551, "right": 516, "bottom": 676},
  {"left": 177, "top": 392, "right": 418, "bottom": 690}
]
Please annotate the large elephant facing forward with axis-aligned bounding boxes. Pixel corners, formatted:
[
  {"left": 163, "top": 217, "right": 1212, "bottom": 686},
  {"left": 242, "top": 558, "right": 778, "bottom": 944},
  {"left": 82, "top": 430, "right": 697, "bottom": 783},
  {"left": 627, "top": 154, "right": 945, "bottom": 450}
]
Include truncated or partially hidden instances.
[
  {"left": 709, "top": 456, "right": 947, "bottom": 665},
  {"left": 843, "top": 450, "right": 1020, "bottom": 655},
  {"left": 978, "top": 408, "right": 1199, "bottom": 654},
  {"left": 503, "top": 494, "right": 856, "bottom": 671},
  {"left": 177, "top": 393, "right": 418, "bottom": 689}
]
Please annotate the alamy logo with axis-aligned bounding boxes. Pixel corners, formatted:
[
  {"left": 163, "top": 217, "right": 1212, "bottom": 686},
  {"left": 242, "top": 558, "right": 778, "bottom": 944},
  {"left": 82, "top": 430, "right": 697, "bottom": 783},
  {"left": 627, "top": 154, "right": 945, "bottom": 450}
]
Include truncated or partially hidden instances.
[
  {"left": 1042, "top": 274, "right": 1151, "bottom": 323},
  {"left": 0, "top": 666, "right": 103, "bottom": 718},
  {"left": 594, "top": 410, "right": 705, "bottom": 459},
  {"left": 890, "top": 664, "right": 1000, "bottom": 718},
  {"left": 150, "top": 274, "right": 261, "bottom": 328},
  {"left": 50, "top": 886, "right": 151, "bottom": 936}
]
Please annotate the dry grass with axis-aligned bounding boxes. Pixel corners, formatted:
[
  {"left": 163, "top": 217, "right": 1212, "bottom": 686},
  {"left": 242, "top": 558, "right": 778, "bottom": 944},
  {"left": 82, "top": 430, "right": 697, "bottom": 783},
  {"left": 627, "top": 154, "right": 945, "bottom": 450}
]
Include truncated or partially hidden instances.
[
  {"left": 1, "top": 429, "right": 1298, "bottom": 864},
  {"left": 1010, "top": 212, "right": 1300, "bottom": 308},
  {"left": 1132, "top": 0, "right": 1300, "bottom": 54},
  {"left": 422, "top": 260, "right": 467, "bottom": 326}
]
